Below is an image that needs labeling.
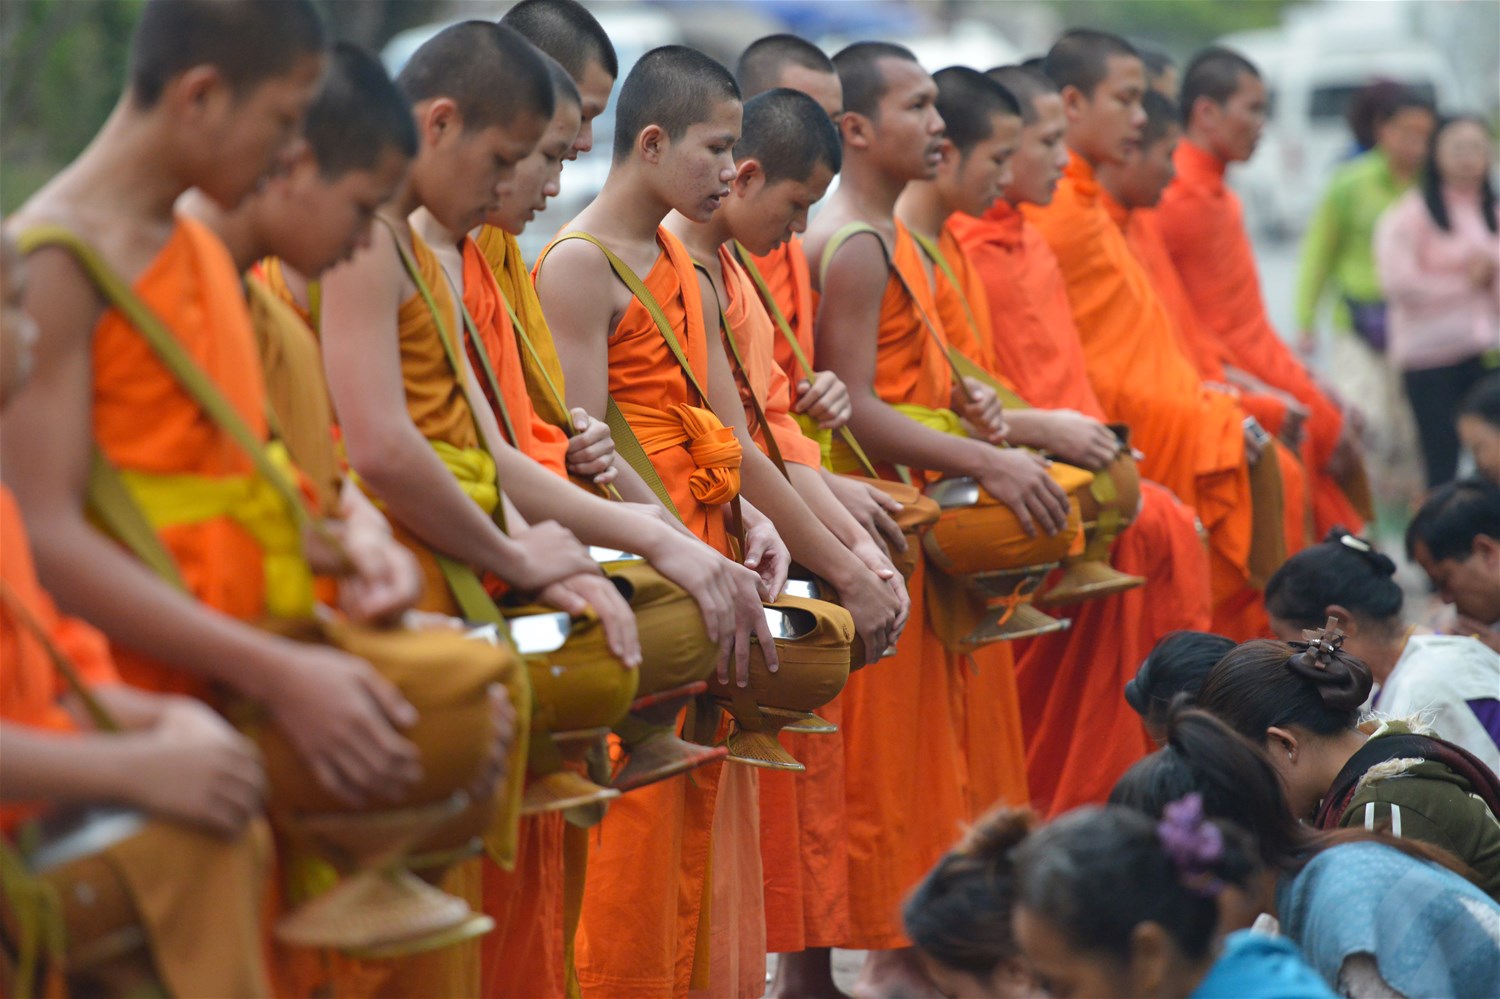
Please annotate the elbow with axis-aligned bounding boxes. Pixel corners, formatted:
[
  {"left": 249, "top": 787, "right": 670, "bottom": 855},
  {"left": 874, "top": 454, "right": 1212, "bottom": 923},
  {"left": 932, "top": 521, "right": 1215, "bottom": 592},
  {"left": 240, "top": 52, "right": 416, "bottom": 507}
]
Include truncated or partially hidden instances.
[{"left": 341, "top": 422, "right": 417, "bottom": 500}]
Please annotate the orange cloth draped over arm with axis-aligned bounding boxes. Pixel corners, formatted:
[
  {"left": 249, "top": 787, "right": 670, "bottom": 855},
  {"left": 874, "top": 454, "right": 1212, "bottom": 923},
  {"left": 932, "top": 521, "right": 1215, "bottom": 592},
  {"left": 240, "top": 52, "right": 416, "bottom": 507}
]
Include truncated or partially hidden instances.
[
  {"left": 1157, "top": 140, "right": 1362, "bottom": 535},
  {"left": 88, "top": 218, "right": 274, "bottom": 698},
  {"left": 749, "top": 237, "right": 819, "bottom": 384},
  {"left": 460, "top": 238, "right": 569, "bottom": 477},
  {"left": 1023, "top": 154, "right": 1258, "bottom": 635},
  {"left": 474, "top": 226, "right": 574, "bottom": 432}
]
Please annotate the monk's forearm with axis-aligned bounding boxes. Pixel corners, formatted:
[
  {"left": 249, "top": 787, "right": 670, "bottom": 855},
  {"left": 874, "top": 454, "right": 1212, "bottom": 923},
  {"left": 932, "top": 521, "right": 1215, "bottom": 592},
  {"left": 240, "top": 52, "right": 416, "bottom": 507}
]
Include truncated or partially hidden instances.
[
  {"left": 739, "top": 448, "right": 867, "bottom": 589},
  {"left": 0, "top": 727, "right": 144, "bottom": 804},
  {"left": 27, "top": 508, "right": 307, "bottom": 701},
  {"left": 495, "top": 447, "right": 674, "bottom": 554},
  {"left": 787, "top": 462, "right": 870, "bottom": 553},
  {"left": 1000, "top": 410, "right": 1057, "bottom": 452},
  {"left": 846, "top": 395, "right": 995, "bottom": 479},
  {"left": 343, "top": 422, "right": 527, "bottom": 582}
]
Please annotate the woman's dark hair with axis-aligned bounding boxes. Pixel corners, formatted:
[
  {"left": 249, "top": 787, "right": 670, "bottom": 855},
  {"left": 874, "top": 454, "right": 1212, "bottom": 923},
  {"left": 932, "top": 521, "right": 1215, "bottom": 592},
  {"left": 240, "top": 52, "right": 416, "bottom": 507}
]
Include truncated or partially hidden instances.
[
  {"left": 1197, "top": 638, "right": 1372, "bottom": 742},
  {"left": 1346, "top": 79, "right": 1403, "bottom": 151},
  {"left": 904, "top": 807, "right": 1033, "bottom": 977},
  {"left": 1265, "top": 528, "right": 1403, "bottom": 632},
  {"left": 1421, "top": 114, "right": 1497, "bottom": 233},
  {"left": 1460, "top": 373, "right": 1500, "bottom": 428},
  {"left": 1110, "top": 708, "right": 1476, "bottom": 880},
  {"left": 1125, "top": 631, "right": 1236, "bottom": 723},
  {"left": 1406, "top": 477, "right": 1500, "bottom": 562},
  {"left": 1012, "top": 804, "right": 1257, "bottom": 963}
]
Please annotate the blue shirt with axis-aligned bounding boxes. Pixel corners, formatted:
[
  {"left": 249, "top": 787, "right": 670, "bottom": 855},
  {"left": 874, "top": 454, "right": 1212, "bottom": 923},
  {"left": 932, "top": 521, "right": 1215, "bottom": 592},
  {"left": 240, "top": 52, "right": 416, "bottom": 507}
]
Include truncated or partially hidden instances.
[{"left": 1191, "top": 930, "right": 1336, "bottom": 999}]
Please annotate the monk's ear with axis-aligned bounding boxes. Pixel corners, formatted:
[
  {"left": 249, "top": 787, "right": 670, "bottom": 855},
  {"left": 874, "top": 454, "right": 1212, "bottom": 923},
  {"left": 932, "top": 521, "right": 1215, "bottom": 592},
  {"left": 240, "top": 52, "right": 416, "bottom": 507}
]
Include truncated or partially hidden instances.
[
  {"left": 418, "top": 98, "right": 461, "bottom": 147},
  {"left": 1059, "top": 84, "right": 1090, "bottom": 124},
  {"left": 839, "top": 111, "right": 874, "bottom": 151},
  {"left": 267, "top": 137, "right": 315, "bottom": 186},
  {"left": 637, "top": 123, "right": 667, "bottom": 164},
  {"left": 731, "top": 158, "right": 763, "bottom": 196},
  {"left": 167, "top": 64, "right": 231, "bottom": 118}
]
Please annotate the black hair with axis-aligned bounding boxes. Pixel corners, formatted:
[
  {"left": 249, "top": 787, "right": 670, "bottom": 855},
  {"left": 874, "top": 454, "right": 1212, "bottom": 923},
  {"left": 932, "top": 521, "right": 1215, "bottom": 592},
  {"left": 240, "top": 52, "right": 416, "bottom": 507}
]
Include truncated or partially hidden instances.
[
  {"left": 1374, "top": 85, "right": 1436, "bottom": 129},
  {"left": 1265, "top": 528, "right": 1403, "bottom": 632},
  {"left": 1421, "top": 115, "right": 1497, "bottom": 234},
  {"left": 736, "top": 34, "right": 834, "bottom": 101},
  {"left": 736, "top": 88, "right": 840, "bottom": 183},
  {"left": 904, "top": 807, "right": 1033, "bottom": 977},
  {"left": 1125, "top": 631, "right": 1236, "bottom": 724},
  {"left": 396, "top": 22, "right": 554, "bottom": 131},
  {"left": 933, "top": 66, "right": 1020, "bottom": 155},
  {"left": 1042, "top": 29, "right": 1139, "bottom": 99},
  {"left": 1406, "top": 477, "right": 1500, "bottom": 562},
  {"left": 1111, "top": 708, "right": 1475, "bottom": 878},
  {"left": 1198, "top": 638, "right": 1372, "bottom": 741},
  {"left": 1012, "top": 804, "right": 1256, "bottom": 963},
  {"left": 1137, "top": 44, "right": 1175, "bottom": 83},
  {"left": 985, "top": 65, "right": 1059, "bottom": 125},
  {"left": 304, "top": 43, "right": 416, "bottom": 179},
  {"left": 1141, "top": 89, "right": 1181, "bottom": 147},
  {"left": 611, "top": 45, "right": 740, "bottom": 163},
  {"left": 500, "top": 0, "right": 618, "bottom": 81},
  {"left": 1460, "top": 372, "right": 1500, "bottom": 427},
  {"left": 128, "top": 0, "right": 325, "bottom": 108},
  {"left": 1179, "top": 46, "right": 1259, "bottom": 126},
  {"left": 831, "top": 41, "right": 921, "bottom": 120}
]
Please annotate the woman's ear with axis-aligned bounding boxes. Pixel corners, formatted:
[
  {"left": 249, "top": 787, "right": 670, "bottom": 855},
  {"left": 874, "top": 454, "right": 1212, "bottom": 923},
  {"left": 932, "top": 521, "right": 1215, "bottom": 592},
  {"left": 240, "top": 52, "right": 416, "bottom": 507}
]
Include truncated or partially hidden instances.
[
  {"left": 1323, "top": 604, "right": 1354, "bottom": 636},
  {"left": 1266, "top": 725, "right": 1299, "bottom": 764},
  {"left": 1127, "top": 921, "right": 1172, "bottom": 998}
]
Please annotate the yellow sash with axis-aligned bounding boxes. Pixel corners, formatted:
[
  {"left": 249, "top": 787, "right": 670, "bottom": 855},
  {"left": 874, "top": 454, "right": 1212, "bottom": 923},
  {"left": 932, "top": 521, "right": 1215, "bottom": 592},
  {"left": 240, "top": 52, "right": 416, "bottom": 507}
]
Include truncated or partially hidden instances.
[
  {"left": 430, "top": 441, "right": 500, "bottom": 515},
  {"left": 118, "top": 441, "right": 314, "bottom": 619}
]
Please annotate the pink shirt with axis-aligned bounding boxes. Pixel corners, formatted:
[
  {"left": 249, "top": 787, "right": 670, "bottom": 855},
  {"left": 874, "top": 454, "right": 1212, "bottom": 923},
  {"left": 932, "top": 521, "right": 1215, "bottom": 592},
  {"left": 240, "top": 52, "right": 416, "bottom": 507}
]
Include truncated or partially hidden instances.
[{"left": 1375, "top": 187, "right": 1500, "bottom": 370}]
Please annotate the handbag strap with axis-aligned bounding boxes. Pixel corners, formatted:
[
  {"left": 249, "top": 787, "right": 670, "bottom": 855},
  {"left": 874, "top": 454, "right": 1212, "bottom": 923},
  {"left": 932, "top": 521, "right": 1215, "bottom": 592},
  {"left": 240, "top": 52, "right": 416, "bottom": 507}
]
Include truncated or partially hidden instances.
[
  {"left": 0, "top": 579, "right": 120, "bottom": 733},
  {"left": 732, "top": 242, "right": 880, "bottom": 479}
]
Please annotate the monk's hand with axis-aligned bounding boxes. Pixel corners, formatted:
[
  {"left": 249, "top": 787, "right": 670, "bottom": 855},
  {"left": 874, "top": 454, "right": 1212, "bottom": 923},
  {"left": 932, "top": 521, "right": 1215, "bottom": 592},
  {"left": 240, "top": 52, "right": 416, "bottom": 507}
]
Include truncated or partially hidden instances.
[
  {"left": 976, "top": 449, "right": 1071, "bottom": 538},
  {"left": 336, "top": 517, "right": 424, "bottom": 625},
  {"left": 830, "top": 562, "right": 903, "bottom": 667},
  {"left": 264, "top": 643, "right": 422, "bottom": 807},
  {"left": 849, "top": 539, "right": 912, "bottom": 645},
  {"left": 1455, "top": 615, "right": 1500, "bottom": 656},
  {"left": 541, "top": 573, "right": 641, "bottom": 668},
  {"left": 507, "top": 520, "right": 604, "bottom": 593},
  {"left": 825, "top": 473, "right": 906, "bottom": 556},
  {"left": 641, "top": 531, "right": 759, "bottom": 656},
  {"left": 123, "top": 697, "right": 266, "bottom": 836},
  {"left": 1279, "top": 398, "right": 1310, "bottom": 451},
  {"left": 1040, "top": 410, "right": 1121, "bottom": 471},
  {"left": 467, "top": 684, "right": 516, "bottom": 804},
  {"left": 566, "top": 408, "right": 619, "bottom": 485},
  {"left": 793, "top": 370, "right": 853, "bottom": 430},
  {"left": 741, "top": 510, "right": 790, "bottom": 602},
  {"left": 956, "top": 378, "right": 1007, "bottom": 444}
]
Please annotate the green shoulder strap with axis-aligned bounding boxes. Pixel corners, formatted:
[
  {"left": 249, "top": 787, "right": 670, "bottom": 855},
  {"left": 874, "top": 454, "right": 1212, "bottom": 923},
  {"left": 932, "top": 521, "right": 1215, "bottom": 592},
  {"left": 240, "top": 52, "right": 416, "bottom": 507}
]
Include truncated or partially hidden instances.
[
  {"left": 0, "top": 579, "right": 120, "bottom": 733},
  {"left": 456, "top": 299, "right": 522, "bottom": 450},
  {"left": 733, "top": 242, "right": 879, "bottom": 479},
  {"left": 694, "top": 262, "right": 791, "bottom": 480},
  {"left": 909, "top": 230, "right": 1032, "bottom": 412}
]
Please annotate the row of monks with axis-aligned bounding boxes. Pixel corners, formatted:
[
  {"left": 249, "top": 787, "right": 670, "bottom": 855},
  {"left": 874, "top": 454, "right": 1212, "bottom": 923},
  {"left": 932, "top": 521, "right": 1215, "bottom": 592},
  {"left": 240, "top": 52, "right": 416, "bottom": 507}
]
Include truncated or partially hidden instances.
[{"left": 0, "top": 1, "right": 1373, "bottom": 996}]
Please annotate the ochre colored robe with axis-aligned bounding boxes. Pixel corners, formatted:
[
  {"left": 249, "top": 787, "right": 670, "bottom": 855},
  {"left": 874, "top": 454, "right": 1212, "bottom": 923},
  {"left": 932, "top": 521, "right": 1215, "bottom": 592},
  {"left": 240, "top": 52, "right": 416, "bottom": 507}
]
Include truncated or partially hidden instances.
[
  {"left": 1158, "top": 140, "right": 1364, "bottom": 537},
  {"left": 718, "top": 245, "right": 850, "bottom": 954},
  {"left": 1024, "top": 155, "right": 1262, "bottom": 639},
  {"left": 535, "top": 226, "right": 734, "bottom": 999},
  {"left": 939, "top": 213, "right": 1211, "bottom": 814}
]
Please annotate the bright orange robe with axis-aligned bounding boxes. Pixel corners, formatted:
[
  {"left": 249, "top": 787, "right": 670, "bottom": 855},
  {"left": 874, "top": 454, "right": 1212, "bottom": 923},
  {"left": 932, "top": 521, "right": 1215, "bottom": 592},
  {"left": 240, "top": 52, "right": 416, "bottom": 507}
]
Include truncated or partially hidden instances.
[
  {"left": 938, "top": 215, "right": 1210, "bottom": 814},
  {"left": 749, "top": 238, "right": 818, "bottom": 390},
  {"left": 536, "top": 227, "right": 733, "bottom": 999},
  {"left": 1109, "top": 200, "right": 1313, "bottom": 559},
  {"left": 1024, "top": 154, "right": 1260, "bottom": 638},
  {"left": 88, "top": 218, "right": 271, "bottom": 697},
  {"left": 1158, "top": 140, "right": 1363, "bottom": 536},
  {"left": 0, "top": 485, "right": 121, "bottom": 830}
]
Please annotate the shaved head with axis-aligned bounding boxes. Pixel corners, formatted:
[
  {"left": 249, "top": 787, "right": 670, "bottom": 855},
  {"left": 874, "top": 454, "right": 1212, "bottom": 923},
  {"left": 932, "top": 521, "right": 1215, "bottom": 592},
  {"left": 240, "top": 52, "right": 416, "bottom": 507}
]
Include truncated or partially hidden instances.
[
  {"left": 542, "top": 52, "right": 582, "bottom": 110},
  {"left": 986, "top": 65, "right": 1059, "bottom": 124},
  {"left": 1044, "top": 29, "right": 1139, "bottom": 98},
  {"left": 612, "top": 45, "right": 740, "bottom": 162},
  {"left": 396, "top": 21, "right": 553, "bottom": 130},
  {"left": 305, "top": 42, "right": 415, "bottom": 179},
  {"left": 1180, "top": 46, "right": 1259, "bottom": 124},
  {"left": 1141, "top": 89, "right": 1180, "bottom": 146},
  {"left": 736, "top": 87, "right": 841, "bottom": 182},
  {"left": 736, "top": 34, "right": 833, "bottom": 99},
  {"left": 934, "top": 66, "right": 1020, "bottom": 154},
  {"left": 832, "top": 41, "right": 920, "bottom": 119},
  {"left": 500, "top": 0, "right": 617, "bottom": 80},
  {"left": 128, "top": 0, "right": 325, "bottom": 107}
]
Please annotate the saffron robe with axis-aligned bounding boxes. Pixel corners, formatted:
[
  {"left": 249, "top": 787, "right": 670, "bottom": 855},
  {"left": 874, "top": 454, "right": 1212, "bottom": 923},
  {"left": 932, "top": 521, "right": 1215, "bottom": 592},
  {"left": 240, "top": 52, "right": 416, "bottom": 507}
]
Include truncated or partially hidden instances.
[
  {"left": 475, "top": 225, "right": 573, "bottom": 435},
  {"left": 1157, "top": 140, "right": 1364, "bottom": 536},
  {"left": 939, "top": 213, "right": 1211, "bottom": 814},
  {"left": 749, "top": 237, "right": 819, "bottom": 391},
  {"left": 1024, "top": 155, "right": 1262, "bottom": 639},
  {"left": 535, "top": 226, "right": 737, "bottom": 999}
]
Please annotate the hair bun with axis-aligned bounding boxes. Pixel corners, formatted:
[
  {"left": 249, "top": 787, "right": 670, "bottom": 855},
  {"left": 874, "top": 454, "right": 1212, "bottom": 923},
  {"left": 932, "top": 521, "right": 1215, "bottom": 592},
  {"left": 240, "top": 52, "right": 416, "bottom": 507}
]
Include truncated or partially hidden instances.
[
  {"left": 955, "top": 807, "right": 1034, "bottom": 864},
  {"left": 1285, "top": 617, "right": 1374, "bottom": 711},
  {"left": 1328, "top": 529, "right": 1398, "bottom": 578}
]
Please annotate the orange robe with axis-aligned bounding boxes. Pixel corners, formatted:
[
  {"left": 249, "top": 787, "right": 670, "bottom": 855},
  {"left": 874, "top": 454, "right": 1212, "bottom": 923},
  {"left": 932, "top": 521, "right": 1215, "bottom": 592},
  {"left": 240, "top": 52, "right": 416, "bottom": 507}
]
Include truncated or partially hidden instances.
[
  {"left": 1157, "top": 140, "right": 1363, "bottom": 536},
  {"left": 1110, "top": 200, "right": 1313, "bottom": 559},
  {"left": 939, "top": 214, "right": 1211, "bottom": 815},
  {"left": 749, "top": 238, "right": 819, "bottom": 390},
  {"left": 718, "top": 245, "right": 850, "bottom": 954},
  {"left": 89, "top": 218, "right": 273, "bottom": 698},
  {"left": 1024, "top": 154, "right": 1262, "bottom": 639},
  {"left": 0, "top": 485, "right": 121, "bottom": 831},
  {"left": 536, "top": 226, "right": 733, "bottom": 999},
  {"left": 818, "top": 220, "right": 995, "bottom": 950}
]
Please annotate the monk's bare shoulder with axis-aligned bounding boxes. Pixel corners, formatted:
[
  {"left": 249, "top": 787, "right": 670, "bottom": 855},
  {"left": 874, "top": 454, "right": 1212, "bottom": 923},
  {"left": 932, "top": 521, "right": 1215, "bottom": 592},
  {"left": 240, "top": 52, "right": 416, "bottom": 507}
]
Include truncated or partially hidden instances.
[{"left": 534, "top": 234, "right": 632, "bottom": 338}]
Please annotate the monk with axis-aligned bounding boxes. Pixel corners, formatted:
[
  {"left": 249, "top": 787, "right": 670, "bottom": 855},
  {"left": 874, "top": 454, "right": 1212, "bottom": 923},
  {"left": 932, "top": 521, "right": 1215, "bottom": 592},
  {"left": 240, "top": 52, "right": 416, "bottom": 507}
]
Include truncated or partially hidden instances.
[
  {"left": 899, "top": 66, "right": 1179, "bottom": 820},
  {"left": 1022, "top": 31, "right": 1272, "bottom": 641},
  {"left": 502, "top": 0, "right": 617, "bottom": 161},
  {"left": 1156, "top": 47, "right": 1366, "bottom": 538},
  {"left": 2, "top": 0, "right": 432, "bottom": 847},
  {"left": 805, "top": 42, "right": 1071, "bottom": 996},
  {"left": 1095, "top": 87, "right": 1313, "bottom": 558},
  {"left": 0, "top": 230, "right": 273, "bottom": 999},
  {"left": 533, "top": 46, "right": 790, "bottom": 998}
]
